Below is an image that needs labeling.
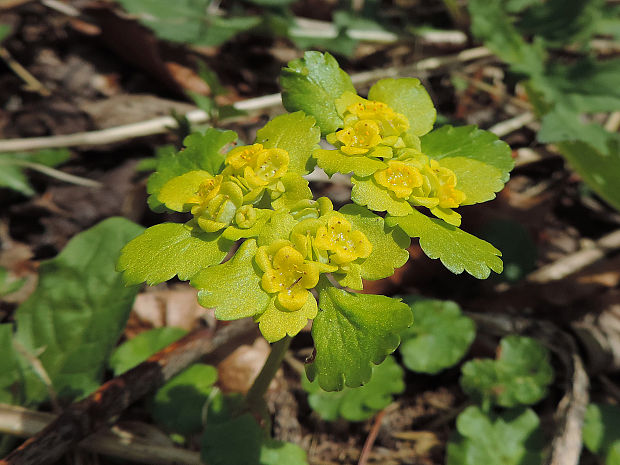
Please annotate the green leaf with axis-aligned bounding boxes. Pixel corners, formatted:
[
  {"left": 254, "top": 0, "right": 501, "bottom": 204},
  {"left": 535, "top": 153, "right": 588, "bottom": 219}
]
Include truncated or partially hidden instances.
[
  {"left": 13, "top": 218, "right": 144, "bottom": 404},
  {"left": 151, "top": 363, "right": 217, "bottom": 435},
  {"left": 257, "top": 211, "right": 297, "bottom": 247},
  {"left": 338, "top": 203, "right": 410, "bottom": 281},
  {"left": 114, "top": 0, "right": 260, "bottom": 46},
  {"left": 202, "top": 393, "right": 308, "bottom": 465},
  {"left": 439, "top": 157, "right": 506, "bottom": 206},
  {"left": 0, "top": 149, "right": 72, "bottom": 196},
  {"left": 399, "top": 299, "right": 475, "bottom": 374},
  {"left": 351, "top": 175, "right": 413, "bottom": 216},
  {"left": 303, "top": 355, "right": 404, "bottom": 422},
  {"left": 147, "top": 129, "right": 237, "bottom": 211},
  {"left": 386, "top": 209, "right": 503, "bottom": 279},
  {"left": 583, "top": 403, "right": 620, "bottom": 461},
  {"left": 191, "top": 239, "right": 270, "bottom": 320},
  {"left": 255, "top": 112, "right": 320, "bottom": 175},
  {"left": 108, "top": 327, "right": 188, "bottom": 376},
  {"left": 537, "top": 106, "right": 620, "bottom": 211},
  {"left": 256, "top": 295, "right": 317, "bottom": 343},
  {"left": 446, "top": 406, "right": 544, "bottom": 465},
  {"left": 271, "top": 173, "right": 312, "bottom": 210},
  {"left": 307, "top": 285, "right": 412, "bottom": 391},
  {"left": 460, "top": 335, "right": 554, "bottom": 408},
  {"left": 367, "top": 78, "right": 436, "bottom": 137},
  {"left": 314, "top": 148, "right": 386, "bottom": 177},
  {"left": 117, "top": 222, "right": 232, "bottom": 286},
  {"left": 0, "top": 324, "right": 23, "bottom": 405},
  {"left": 468, "top": 0, "right": 546, "bottom": 77},
  {"left": 281, "top": 51, "right": 356, "bottom": 135},
  {"left": 421, "top": 125, "right": 514, "bottom": 184},
  {"left": 516, "top": 0, "right": 605, "bottom": 48}
]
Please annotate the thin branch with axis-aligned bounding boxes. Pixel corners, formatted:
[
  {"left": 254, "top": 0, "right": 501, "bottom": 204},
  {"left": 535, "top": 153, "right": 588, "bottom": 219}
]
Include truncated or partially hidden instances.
[
  {"left": 0, "top": 47, "right": 492, "bottom": 153},
  {"left": 0, "top": 405, "right": 202, "bottom": 465},
  {"left": 8, "top": 160, "right": 102, "bottom": 188},
  {"left": 527, "top": 228, "right": 620, "bottom": 283},
  {"left": 357, "top": 409, "right": 386, "bottom": 465},
  {"left": 487, "top": 112, "right": 537, "bottom": 138},
  {"left": 0, "top": 319, "right": 258, "bottom": 465},
  {"left": 0, "top": 47, "right": 50, "bottom": 97}
]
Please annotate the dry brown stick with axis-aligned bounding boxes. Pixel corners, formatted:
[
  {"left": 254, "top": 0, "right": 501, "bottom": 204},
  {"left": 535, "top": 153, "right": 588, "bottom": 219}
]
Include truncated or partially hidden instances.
[
  {"left": 0, "top": 405, "right": 202, "bottom": 465},
  {"left": 527, "top": 228, "right": 620, "bottom": 283},
  {"left": 0, "top": 47, "right": 492, "bottom": 153},
  {"left": 357, "top": 409, "right": 386, "bottom": 465},
  {"left": 0, "top": 318, "right": 258, "bottom": 465}
]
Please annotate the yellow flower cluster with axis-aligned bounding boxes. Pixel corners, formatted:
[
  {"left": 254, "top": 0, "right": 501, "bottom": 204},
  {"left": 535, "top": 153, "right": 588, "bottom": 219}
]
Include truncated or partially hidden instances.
[
  {"left": 257, "top": 211, "right": 372, "bottom": 311},
  {"left": 373, "top": 151, "right": 467, "bottom": 224},
  {"left": 157, "top": 143, "right": 291, "bottom": 234},
  {"left": 326, "top": 93, "right": 409, "bottom": 159}
]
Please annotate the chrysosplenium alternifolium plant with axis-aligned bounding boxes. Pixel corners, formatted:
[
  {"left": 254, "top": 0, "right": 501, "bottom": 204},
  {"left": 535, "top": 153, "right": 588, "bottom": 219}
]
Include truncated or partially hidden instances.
[{"left": 117, "top": 52, "right": 514, "bottom": 391}]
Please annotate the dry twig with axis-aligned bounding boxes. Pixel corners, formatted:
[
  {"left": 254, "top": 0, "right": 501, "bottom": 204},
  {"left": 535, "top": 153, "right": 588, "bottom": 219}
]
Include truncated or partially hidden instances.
[
  {"left": 0, "top": 47, "right": 492, "bottom": 152},
  {"left": 0, "top": 404, "right": 202, "bottom": 465},
  {"left": 0, "top": 319, "right": 258, "bottom": 465},
  {"left": 527, "top": 229, "right": 620, "bottom": 283},
  {"left": 357, "top": 409, "right": 386, "bottom": 465}
]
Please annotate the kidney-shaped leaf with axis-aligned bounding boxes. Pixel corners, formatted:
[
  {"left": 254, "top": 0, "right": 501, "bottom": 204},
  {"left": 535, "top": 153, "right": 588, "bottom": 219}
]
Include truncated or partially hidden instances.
[
  {"left": 400, "top": 299, "right": 475, "bottom": 374},
  {"left": 460, "top": 335, "right": 554, "bottom": 408}
]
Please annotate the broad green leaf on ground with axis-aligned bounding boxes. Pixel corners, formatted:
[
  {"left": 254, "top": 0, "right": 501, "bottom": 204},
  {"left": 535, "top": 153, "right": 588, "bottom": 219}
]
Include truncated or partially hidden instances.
[
  {"left": 150, "top": 363, "right": 217, "bottom": 435},
  {"left": 468, "top": 0, "right": 546, "bottom": 77},
  {"left": 202, "top": 393, "right": 308, "bottom": 465},
  {"left": 13, "top": 218, "right": 144, "bottom": 404},
  {"left": 386, "top": 209, "right": 503, "bottom": 279},
  {"left": 191, "top": 239, "right": 270, "bottom": 320},
  {"left": 147, "top": 129, "right": 237, "bottom": 211},
  {"left": 0, "top": 149, "right": 71, "bottom": 196},
  {"left": 539, "top": 58, "right": 620, "bottom": 114},
  {"left": 420, "top": 125, "right": 514, "bottom": 185},
  {"left": 255, "top": 112, "right": 320, "bottom": 175},
  {"left": 0, "top": 324, "right": 22, "bottom": 405},
  {"left": 306, "top": 284, "right": 412, "bottom": 391},
  {"left": 537, "top": 105, "right": 620, "bottom": 211},
  {"left": 108, "top": 327, "right": 188, "bottom": 376},
  {"left": 583, "top": 403, "right": 620, "bottom": 464},
  {"left": 477, "top": 219, "right": 537, "bottom": 283},
  {"left": 399, "top": 299, "right": 475, "bottom": 374},
  {"left": 303, "top": 355, "right": 404, "bottom": 422},
  {"left": 117, "top": 222, "right": 232, "bottom": 285},
  {"left": 516, "top": 0, "right": 605, "bottom": 47},
  {"left": 113, "top": 0, "right": 260, "bottom": 46},
  {"left": 280, "top": 51, "right": 356, "bottom": 135},
  {"left": 368, "top": 78, "right": 436, "bottom": 137},
  {"left": 446, "top": 406, "right": 544, "bottom": 465},
  {"left": 460, "top": 336, "right": 554, "bottom": 408},
  {"left": 338, "top": 203, "right": 410, "bottom": 281}
]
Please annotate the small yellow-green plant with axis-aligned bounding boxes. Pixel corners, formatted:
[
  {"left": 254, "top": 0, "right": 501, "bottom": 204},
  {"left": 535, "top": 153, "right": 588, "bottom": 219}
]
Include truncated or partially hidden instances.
[{"left": 117, "top": 51, "right": 514, "bottom": 393}]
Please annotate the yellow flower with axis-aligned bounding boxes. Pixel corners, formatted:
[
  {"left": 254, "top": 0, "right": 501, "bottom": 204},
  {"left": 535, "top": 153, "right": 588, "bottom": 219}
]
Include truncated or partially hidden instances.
[
  {"left": 186, "top": 175, "right": 223, "bottom": 206},
  {"left": 256, "top": 241, "right": 320, "bottom": 311},
  {"left": 191, "top": 181, "right": 244, "bottom": 232},
  {"left": 334, "top": 120, "right": 382, "bottom": 156},
  {"left": 345, "top": 100, "right": 409, "bottom": 137},
  {"left": 429, "top": 160, "right": 467, "bottom": 209},
  {"left": 314, "top": 214, "right": 372, "bottom": 266},
  {"left": 224, "top": 143, "right": 289, "bottom": 189},
  {"left": 374, "top": 160, "right": 424, "bottom": 199},
  {"left": 327, "top": 94, "right": 410, "bottom": 160}
]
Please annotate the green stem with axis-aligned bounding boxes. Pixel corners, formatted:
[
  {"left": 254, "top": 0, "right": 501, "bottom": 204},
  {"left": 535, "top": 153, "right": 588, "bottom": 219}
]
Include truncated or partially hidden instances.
[{"left": 245, "top": 336, "right": 292, "bottom": 410}]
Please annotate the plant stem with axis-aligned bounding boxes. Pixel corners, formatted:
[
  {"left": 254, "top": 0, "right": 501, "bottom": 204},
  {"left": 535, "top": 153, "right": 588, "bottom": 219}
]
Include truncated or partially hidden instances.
[{"left": 245, "top": 336, "right": 292, "bottom": 411}]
